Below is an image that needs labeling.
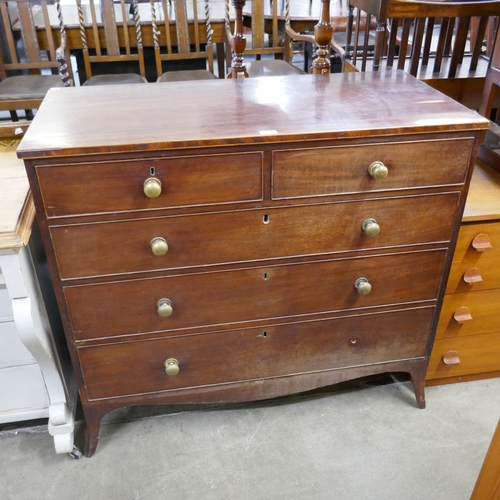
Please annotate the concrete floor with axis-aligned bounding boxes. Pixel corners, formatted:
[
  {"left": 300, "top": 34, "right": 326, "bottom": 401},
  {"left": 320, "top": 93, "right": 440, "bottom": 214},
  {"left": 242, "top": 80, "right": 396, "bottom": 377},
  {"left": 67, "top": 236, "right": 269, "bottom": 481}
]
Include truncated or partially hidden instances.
[{"left": 1, "top": 376, "right": 499, "bottom": 500}]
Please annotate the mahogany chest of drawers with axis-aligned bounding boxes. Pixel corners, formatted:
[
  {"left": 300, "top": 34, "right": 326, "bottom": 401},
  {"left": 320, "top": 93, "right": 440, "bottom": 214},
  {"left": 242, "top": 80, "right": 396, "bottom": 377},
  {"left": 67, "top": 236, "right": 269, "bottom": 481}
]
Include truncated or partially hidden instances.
[{"left": 18, "top": 72, "right": 488, "bottom": 456}]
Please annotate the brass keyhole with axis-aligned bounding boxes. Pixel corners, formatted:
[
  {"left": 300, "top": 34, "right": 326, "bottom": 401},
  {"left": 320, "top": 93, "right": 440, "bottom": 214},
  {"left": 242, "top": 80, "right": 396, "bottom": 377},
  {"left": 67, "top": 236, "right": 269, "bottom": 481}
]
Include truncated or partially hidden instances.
[
  {"left": 262, "top": 272, "right": 269, "bottom": 281},
  {"left": 150, "top": 167, "right": 156, "bottom": 176},
  {"left": 263, "top": 214, "right": 270, "bottom": 224}
]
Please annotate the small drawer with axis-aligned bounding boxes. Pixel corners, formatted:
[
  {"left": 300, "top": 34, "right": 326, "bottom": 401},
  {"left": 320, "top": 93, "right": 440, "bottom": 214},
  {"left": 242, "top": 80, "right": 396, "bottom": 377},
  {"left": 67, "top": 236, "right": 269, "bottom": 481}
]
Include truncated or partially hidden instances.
[
  {"left": 0, "top": 321, "right": 34, "bottom": 367},
  {"left": 272, "top": 138, "right": 473, "bottom": 199},
  {"left": 426, "top": 331, "right": 500, "bottom": 381},
  {"left": 436, "top": 288, "right": 500, "bottom": 340},
  {"left": 36, "top": 152, "right": 263, "bottom": 218},
  {"left": 51, "top": 192, "right": 459, "bottom": 280},
  {"left": 445, "top": 254, "right": 500, "bottom": 293},
  {"left": 79, "top": 306, "right": 433, "bottom": 400},
  {"left": 65, "top": 249, "right": 446, "bottom": 341},
  {"left": 452, "top": 221, "right": 500, "bottom": 263}
]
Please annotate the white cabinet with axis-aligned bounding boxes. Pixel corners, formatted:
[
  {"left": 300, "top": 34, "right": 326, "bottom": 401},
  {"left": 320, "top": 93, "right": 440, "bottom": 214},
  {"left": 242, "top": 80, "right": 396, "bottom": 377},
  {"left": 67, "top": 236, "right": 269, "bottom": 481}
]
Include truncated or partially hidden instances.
[{"left": 0, "top": 138, "right": 75, "bottom": 454}]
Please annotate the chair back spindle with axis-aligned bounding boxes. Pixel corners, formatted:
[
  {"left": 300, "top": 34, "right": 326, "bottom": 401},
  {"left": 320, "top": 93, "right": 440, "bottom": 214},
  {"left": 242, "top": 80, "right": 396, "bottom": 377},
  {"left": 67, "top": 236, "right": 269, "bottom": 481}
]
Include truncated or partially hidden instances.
[
  {"left": 76, "top": 0, "right": 146, "bottom": 83},
  {"left": 346, "top": 0, "right": 500, "bottom": 108},
  {"left": 151, "top": 0, "right": 215, "bottom": 80}
]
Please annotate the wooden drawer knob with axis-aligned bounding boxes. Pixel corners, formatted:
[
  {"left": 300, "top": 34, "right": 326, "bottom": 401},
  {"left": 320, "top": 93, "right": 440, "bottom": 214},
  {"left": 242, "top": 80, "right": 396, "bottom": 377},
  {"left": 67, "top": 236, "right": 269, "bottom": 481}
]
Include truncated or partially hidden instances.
[
  {"left": 463, "top": 267, "right": 483, "bottom": 284},
  {"left": 362, "top": 218, "right": 381, "bottom": 237},
  {"left": 150, "top": 237, "right": 169, "bottom": 256},
  {"left": 164, "top": 358, "right": 180, "bottom": 376},
  {"left": 472, "top": 233, "right": 492, "bottom": 252},
  {"left": 354, "top": 277, "right": 372, "bottom": 295},
  {"left": 157, "top": 299, "right": 173, "bottom": 317},
  {"left": 453, "top": 306, "right": 472, "bottom": 324},
  {"left": 442, "top": 350, "right": 461, "bottom": 366},
  {"left": 368, "top": 161, "right": 389, "bottom": 180},
  {"left": 143, "top": 177, "right": 162, "bottom": 198}
]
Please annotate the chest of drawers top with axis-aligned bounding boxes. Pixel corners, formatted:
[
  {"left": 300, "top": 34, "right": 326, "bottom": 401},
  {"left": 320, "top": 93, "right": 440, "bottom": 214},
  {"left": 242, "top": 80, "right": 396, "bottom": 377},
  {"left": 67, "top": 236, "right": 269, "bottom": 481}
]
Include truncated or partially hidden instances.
[{"left": 17, "top": 72, "right": 487, "bottom": 160}]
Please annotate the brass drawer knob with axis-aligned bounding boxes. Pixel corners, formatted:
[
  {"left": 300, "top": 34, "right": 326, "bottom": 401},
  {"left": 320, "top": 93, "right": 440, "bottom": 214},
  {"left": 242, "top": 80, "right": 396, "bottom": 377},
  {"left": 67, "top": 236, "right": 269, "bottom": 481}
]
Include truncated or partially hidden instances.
[
  {"left": 368, "top": 161, "right": 389, "bottom": 180},
  {"left": 164, "top": 358, "right": 180, "bottom": 376},
  {"left": 143, "top": 177, "right": 162, "bottom": 198},
  {"left": 157, "top": 299, "right": 173, "bottom": 317},
  {"left": 462, "top": 268, "right": 483, "bottom": 284},
  {"left": 362, "top": 218, "right": 380, "bottom": 237},
  {"left": 442, "top": 350, "right": 461, "bottom": 366},
  {"left": 471, "top": 233, "right": 492, "bottom": 252},
  {"left": 150, "top": 237, "right": 169, "bottom": 256},
  {"left": 354, "top": 277, "right": 372, "bottom": 295},
  {"left": 453, "top": 306, "right": 472, "bottom": 324}
]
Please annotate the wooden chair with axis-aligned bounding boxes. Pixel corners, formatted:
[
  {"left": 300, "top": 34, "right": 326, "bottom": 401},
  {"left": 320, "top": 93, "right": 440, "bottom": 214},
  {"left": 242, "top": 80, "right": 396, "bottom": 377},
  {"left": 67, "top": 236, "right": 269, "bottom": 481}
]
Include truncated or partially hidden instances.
[
  {"left": 345, "top": 0, "right": 500, "bottom": 109},
  {"left": 151, "top": 0, "right": 217, "bottom": 82},
  {"left": 76, "top": 0, "right": 147, "bottom": 85},
  {"left": 0, "top": 0, "right": 72, "bottom": 121},
  {"left": 226, "top": 0, "right": 343, "bottom": 77},
  {"left": 477, "top": 26, "right": 500, "bottom": 173}
]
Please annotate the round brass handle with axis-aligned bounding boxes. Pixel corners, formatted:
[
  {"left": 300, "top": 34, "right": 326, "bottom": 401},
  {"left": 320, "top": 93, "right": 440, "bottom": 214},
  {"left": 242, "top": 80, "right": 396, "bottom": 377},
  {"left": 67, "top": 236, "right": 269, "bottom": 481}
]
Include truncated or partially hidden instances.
[
  {"left": 354, "top": 277, "right": 372, "bottom": 295},
  {"left": 143, "top": 177, "right": 162, "bottom": 198},
  {"left": 164, "top": 358, "right": 179, "bottom": 376},
  {"left": 157, "top": 299, "right": 173, "bottom": 317},
  {"left": 368, "top": 161, "right": 389, "bottom": 180},
  {"left": 150, "top": 237, "right": 169, "bottom": 256},
  {"left": 362, "top": 218, "right": 381, "bottom": 237}
]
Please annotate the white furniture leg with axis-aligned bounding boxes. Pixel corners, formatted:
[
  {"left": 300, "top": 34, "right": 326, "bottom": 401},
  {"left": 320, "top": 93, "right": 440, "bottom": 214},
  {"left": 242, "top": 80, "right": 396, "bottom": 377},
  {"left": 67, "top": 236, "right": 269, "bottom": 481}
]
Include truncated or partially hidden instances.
[{"left": 0, "top": 247, "right": 76, "bottom": 454}]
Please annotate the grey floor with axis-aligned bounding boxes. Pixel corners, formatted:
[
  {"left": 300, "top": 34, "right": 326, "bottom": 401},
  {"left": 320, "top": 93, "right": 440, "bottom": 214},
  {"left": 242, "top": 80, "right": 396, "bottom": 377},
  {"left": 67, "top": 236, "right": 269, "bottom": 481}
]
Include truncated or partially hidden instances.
[{"left": 1, "top": 375, "right": 499, "bottom": 500}]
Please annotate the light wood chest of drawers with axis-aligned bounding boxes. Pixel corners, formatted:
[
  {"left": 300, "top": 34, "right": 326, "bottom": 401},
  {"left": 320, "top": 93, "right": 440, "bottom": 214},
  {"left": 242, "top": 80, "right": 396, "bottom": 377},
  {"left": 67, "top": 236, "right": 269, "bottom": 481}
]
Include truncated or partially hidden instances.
[
  {"left": 427, "top": 161, "right": 500, "bottom": 384},
  {"left": 17, "top": 72, "right": 488, "bottom": 456}
]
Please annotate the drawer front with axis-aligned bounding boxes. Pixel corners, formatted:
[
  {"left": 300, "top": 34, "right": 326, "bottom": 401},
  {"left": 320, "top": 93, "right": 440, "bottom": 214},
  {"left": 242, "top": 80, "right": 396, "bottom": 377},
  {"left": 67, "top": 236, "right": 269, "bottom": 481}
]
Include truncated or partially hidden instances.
[
  {"left": 79, "top": 306, "right": 433, "bottom": 400},
  {"left": 427, "top": 332, "right": 500, "bottom": 381},
  {"left": 36, "top": 152, "right": 263, "bottom": 217},
  {"left": 436, "top": 288, "right": 500, "bottom": 340},
  {"left": 65, "top": 250, "right": 446, "bottom": 340},
  {"left": 445, "top": 254, "right": 500, "bottom": 294},
  {"left": 272, "top": 138, "right": 473, "bottom": 199},
  {"left": 452, "top": 221, "right": 500, "bottom": 263},
  {"left": 51, "top": 192, "right": 459, "bottom": 280}
]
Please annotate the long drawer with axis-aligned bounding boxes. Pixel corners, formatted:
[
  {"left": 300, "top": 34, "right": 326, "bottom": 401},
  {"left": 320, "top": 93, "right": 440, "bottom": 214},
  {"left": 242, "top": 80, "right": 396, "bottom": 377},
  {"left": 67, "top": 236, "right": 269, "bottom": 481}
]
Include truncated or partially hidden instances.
[
  {"left": 272, "top": 138, "right": 473, "bottom": 199},
  {"left": 427, "top": 331, "right": 500, "bottom": 381},
  {"left": 435, "top": 288, "right": 500, "bottom": 340},
  {"left": 36, "top": 152, "right": 263, "bottom": 217},
  {"left": 65, "top": 249, "right": 446, "bottom": 340},
  {"left": 445, "top": 253, "right": 500, "bottom": 293},
  {"left": 451, "top": 221, "right": 500, "bottom": 263},
  {"left": 51, "top": 192, "right": 459, "bottom": 280},
  {"left": 79, "top": 306, "right": 433, "bottom": 400}
]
